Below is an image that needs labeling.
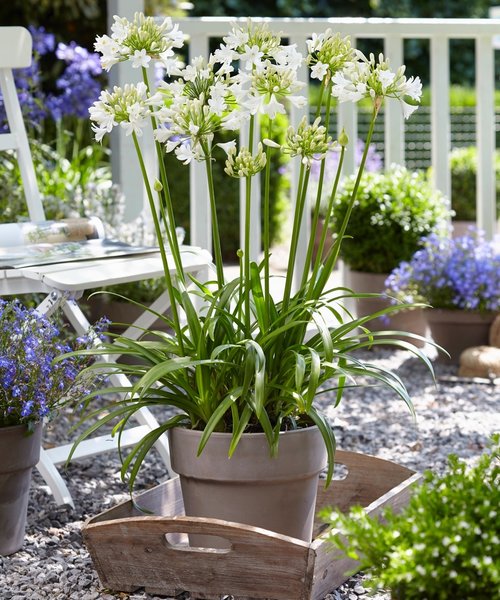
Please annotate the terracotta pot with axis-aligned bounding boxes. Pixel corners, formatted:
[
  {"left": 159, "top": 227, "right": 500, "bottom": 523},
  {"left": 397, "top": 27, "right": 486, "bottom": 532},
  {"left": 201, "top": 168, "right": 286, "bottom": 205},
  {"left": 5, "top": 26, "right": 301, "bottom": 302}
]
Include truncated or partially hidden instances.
[
  {"left": 346, "top": 270, "right": 427, "bottom": 347},
  {"left": 0, "top": 423, "right": 42, "bottom": 555},
  {"left": 425, "top": 308, "right": 498, "bottom": 364},
  {"left": 452, "top": 220, "right": 500, "bottom": 238},
  {"left": 168, "top": 426, "right": 327, "bottom": 546}
]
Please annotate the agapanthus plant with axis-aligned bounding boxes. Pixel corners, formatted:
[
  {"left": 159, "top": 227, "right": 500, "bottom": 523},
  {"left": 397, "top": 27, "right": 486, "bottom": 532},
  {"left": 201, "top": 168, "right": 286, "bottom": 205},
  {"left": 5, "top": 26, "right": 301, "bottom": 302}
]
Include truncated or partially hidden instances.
[
  {"left": 385, "top": 229, "right": 500, "bottom": 312},
  {"left": 73, "top": 13, "right": 432, "bottom": 492},
  {"left": 0, "top": 299, "right": 108, "bottom": 430}
]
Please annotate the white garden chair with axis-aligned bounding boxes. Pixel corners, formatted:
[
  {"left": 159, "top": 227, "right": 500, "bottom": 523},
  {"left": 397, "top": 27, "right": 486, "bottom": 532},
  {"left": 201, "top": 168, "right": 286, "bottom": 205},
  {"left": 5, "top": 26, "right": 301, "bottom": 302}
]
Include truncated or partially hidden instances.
[{"left": 0, "top": 26, "right": 212, "bottom": 507}]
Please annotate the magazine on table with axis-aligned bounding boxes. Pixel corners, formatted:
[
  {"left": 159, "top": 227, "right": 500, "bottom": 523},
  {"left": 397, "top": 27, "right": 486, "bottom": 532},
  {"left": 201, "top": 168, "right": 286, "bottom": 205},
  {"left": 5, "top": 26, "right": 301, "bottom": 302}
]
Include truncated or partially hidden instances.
[{"left": 0, "top": 238, "right": 160, "bottom": 269}]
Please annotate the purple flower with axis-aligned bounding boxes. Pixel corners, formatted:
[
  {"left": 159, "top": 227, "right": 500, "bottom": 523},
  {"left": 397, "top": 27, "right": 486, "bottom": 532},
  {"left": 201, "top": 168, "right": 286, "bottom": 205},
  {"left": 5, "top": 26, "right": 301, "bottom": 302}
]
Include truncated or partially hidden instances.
[
  {"left": 0, "top": 299, "right": 107, "bottom": 428},
  {"left": 0, "top": 28, "right": 103, "bottom": 130},
  {"left": 386, "top": 229, "right": 500, "bottom": 312}
]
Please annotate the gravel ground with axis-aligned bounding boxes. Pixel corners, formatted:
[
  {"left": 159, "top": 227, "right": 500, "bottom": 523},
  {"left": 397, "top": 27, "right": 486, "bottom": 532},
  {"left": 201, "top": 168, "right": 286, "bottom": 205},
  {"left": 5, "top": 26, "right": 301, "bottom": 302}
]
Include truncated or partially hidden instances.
[{"left": 1, "top": 347, "right": 499, "bottom": 600}]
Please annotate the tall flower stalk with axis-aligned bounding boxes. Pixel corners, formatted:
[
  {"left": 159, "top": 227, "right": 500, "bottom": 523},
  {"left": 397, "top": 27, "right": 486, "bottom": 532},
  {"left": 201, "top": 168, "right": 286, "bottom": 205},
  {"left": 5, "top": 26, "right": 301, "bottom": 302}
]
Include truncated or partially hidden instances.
[{"left": 78, "top": 13, "right": 432, "bottom": 492}]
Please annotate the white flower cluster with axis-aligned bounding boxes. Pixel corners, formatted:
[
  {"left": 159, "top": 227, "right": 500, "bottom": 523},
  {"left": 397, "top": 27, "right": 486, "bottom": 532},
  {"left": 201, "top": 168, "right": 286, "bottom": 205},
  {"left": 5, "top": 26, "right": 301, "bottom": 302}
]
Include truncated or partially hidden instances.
[
  {"left": 90, "top": 16, "right": 422, "bottom": 165},
  {"left": 95, "top": 12, "right": 183, "bottom": 72},
  {"left": 332, "top": 51, "right": 422, "bottom": 118}
]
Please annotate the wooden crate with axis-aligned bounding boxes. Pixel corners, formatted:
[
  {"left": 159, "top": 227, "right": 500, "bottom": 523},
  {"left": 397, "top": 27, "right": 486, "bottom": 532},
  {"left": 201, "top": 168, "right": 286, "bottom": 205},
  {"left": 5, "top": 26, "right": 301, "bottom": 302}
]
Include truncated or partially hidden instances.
[{"left": 83, "top": 450, "right": 420, "bottom": 600}]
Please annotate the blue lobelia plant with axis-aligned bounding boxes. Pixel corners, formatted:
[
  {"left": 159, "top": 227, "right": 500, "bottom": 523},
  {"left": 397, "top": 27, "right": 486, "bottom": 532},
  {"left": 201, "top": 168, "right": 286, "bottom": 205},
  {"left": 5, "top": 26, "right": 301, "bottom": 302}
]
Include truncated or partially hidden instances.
[
  {"left": 0, "top": 299, "right": 108, "bottom": 431},
  {"left": 385, "top": 229, "right": 500, "bottom": 312}
]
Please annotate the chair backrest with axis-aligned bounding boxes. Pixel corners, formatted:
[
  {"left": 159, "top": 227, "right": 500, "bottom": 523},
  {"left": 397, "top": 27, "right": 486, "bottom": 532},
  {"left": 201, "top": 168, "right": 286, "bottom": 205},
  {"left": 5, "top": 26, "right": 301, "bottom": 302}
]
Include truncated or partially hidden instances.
[{"left": 0, "top": 26, "right": 45, "bottom": 222}]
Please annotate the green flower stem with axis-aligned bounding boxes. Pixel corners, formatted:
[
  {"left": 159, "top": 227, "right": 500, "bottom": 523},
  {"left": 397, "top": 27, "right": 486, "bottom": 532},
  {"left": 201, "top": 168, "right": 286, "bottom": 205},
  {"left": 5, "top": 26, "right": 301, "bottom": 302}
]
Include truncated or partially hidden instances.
[
  {"left": 244, "top": 173, "right": 252, "bottom": 332},
  {"left": 314, "top": 104, "right": 379, "bottom": 297},
  {"left": 201, "top": 140, "right": 225, "bottom": 288},
  {"left": 243, "top": 115, "right": 256, "bottom": 332},
  {"left": 282, "top": 162, "right": 310, "bottom": 311},
  {"left": 314, "top": 80, "right": 326, "bottom": 120},
  {"left": 131, "top": 131, "right": 184, "bottom": 351},
  {"left": 307, "top": 145, "right": 345, "bottom": 300},
  {"left": 142, "top": 67, "right": 186, "bottom": 284},
  {"left": 263, "top": 118, "right": 274, "bottom": 317},
  {"left": 300, "top": 80, "right": 334, "bottom": 289}
]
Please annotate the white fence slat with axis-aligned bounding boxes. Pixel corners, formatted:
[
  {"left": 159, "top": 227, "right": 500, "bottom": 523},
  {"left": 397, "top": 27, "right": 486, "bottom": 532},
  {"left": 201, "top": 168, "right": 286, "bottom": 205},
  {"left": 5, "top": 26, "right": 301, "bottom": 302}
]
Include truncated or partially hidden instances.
[
  {"left": 239, "top": 121, "right": 261, "bottom": 262},
  {"left": 107, "top": 0, "right": 147, "bottom": 222},
  {"left": 384, "top": 35, "right": 404, "bottom": 167},
  {"left": 187, "top": 34, "right": 212, "bottom": 254},
  {"left": 476, "top": 35, "right": 496, "bottom": 238},
  {"left": 430, "top": 36, "right": 451, "bottom": 208}
]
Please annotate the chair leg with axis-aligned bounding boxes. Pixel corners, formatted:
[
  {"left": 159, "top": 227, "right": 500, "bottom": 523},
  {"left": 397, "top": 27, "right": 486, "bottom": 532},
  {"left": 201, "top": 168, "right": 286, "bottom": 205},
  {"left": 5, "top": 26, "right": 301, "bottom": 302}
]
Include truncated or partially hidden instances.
[
  {"left": 33, "top": 291, "right": 175, "bottom": 506},
  {"left": 36, "top": 448, "right": 75, "bottom": 508}
]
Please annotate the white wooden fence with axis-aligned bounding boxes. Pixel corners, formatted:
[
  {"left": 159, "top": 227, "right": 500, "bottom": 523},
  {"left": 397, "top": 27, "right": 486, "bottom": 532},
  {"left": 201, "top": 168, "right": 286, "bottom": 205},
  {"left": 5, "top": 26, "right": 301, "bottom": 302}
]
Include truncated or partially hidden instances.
[{"left": 107, "top": 0, "right": 500, "bottom": 276}]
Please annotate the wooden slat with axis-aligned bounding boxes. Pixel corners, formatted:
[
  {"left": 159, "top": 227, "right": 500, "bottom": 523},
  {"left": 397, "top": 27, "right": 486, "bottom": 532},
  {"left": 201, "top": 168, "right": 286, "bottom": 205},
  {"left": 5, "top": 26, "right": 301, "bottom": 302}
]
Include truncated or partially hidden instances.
[{"left": 0, "top": 133, "right": 17, "bottom": 151}]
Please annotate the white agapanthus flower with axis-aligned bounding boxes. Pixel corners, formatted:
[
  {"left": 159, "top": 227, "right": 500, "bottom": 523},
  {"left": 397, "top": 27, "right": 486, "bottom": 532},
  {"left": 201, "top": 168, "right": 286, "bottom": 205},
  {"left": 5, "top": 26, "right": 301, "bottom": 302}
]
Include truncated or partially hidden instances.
[
  {"left": 152, "top": 57, "right": 239, "bottom": 162},
  {"left": 223, "top": 143, "right": 267, "bottom": 178},
  {"left": 235, "top": 61, "right": 306, "bottom": 118},
  {"left": 283, "top": 116, "right": 332, "bottom": 167},
  {"left": 94, "top": 12, "right": 184, "bottom": 72},
  {"left": 89, "top": 82, "right": 151, "bottom": 142},
  {"left": 306, "top": 30, "right": 356, "bottom": 81},
  {"left": 332, "top": 51, "right": 422, "bottom": 118}
]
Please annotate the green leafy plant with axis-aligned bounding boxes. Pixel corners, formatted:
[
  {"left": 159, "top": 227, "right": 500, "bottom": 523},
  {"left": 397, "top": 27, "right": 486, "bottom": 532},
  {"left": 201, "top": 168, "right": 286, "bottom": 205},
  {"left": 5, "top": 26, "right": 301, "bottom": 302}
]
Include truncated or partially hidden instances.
[
  {"left": 331, "top": 165, "right": 451, "bottom": 273},
  {"left": 322, "top": 435, "right": 500, "bottom": 600},
  {"left": 68, "top": 14, "right": 434, "bottom": 493},
  {"left": 449, "top": 146, "right": 500, "bottom": 222}
]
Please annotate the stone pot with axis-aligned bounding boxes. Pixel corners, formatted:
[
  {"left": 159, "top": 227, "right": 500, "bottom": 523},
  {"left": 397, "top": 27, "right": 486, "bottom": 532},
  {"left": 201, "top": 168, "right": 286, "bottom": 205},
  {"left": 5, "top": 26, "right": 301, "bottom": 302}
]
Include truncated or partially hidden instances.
[
  {"left": 168, "top": 425, "right": 327, "bottom": 546},
  {"left": 346, "top": 270, "right": 427, "bottom": 347},
  {"left": 0, "top": 423, "right": 42, "bottom": 555},
  {"left": 425, "top": 308, "right": 498, "bottom": 364}
]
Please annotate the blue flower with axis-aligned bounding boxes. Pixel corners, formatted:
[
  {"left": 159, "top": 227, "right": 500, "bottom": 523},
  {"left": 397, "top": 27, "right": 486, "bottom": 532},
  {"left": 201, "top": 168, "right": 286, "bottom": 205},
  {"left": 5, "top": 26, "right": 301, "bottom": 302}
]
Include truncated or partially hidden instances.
[
  {"left": 0, "top": 299, "right": 106, "bottom": 428},
  {"left": 386, "top": 229, "right": 500, "bottom": 312}
]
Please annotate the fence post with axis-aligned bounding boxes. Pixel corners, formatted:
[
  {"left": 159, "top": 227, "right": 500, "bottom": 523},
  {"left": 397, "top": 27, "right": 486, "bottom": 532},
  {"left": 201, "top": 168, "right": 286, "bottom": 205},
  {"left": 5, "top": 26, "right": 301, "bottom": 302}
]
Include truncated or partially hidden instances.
[{"left": 107, "top": 0, "right": 153, "bottom": 223}]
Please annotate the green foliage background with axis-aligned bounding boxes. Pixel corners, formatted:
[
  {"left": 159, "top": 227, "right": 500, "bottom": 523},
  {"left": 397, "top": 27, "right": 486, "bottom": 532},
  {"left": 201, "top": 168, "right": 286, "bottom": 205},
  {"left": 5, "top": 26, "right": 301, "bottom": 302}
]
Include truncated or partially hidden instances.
[{"left": 331, "top": 166, "right": 450, "bottom": 273}]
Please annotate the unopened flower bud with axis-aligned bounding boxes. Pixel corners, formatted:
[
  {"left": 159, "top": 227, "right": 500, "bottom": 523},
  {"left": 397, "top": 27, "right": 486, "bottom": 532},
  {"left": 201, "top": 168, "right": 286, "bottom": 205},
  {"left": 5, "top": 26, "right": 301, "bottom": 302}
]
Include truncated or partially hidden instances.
[
  {"left": 339, "top": 128, "right": 349, "bottom": 147},
  {"left": 154, "top": 178, "right": 163, "bottom": 192}
]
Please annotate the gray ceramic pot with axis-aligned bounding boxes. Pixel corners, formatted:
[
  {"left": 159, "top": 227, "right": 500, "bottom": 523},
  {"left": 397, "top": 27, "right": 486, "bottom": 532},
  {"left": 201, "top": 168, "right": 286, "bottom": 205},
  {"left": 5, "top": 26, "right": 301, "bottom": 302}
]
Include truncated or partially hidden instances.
[
  {"left": 168, "top": 425, "right": 327, "bottom": 546},
  {"left": 0, "top": 422, "right": 42, "bottom": 555}
]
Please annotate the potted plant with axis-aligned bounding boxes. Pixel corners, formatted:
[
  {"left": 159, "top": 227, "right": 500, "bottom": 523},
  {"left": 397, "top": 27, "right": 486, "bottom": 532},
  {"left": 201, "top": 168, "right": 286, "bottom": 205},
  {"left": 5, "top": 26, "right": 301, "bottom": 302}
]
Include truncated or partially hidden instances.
[
  {"left": 321, "top": 434, "right": 500, "bottom": 599},
  {"left": 385, "top": 229, "right": 500, "bottom": 363},
  {"left": 69, "top": 14, "right": 433, "bottom": 543},
  {"left": 0, "top": 299, "right": 106, "bottom": 555},
  {"left": 330, "top": 165, "right": 451, "bottom": 341}
]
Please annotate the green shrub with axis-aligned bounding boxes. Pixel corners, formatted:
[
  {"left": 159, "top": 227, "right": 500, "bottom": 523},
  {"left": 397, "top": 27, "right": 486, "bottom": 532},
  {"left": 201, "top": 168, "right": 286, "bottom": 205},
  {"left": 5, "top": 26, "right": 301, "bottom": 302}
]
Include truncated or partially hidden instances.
[
  {"left": 449, "top": 146, "right": 500, "bottom": 221},
  {"left": 322, "top": 435, "right": 500, "bottom": 600},
  {"left": 330, "top": 165, "right": 451, "bottom": 273}
]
